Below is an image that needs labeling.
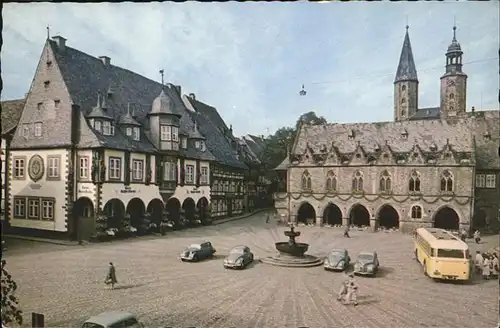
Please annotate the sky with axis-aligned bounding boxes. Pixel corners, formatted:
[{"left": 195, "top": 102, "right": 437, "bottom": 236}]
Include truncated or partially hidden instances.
[{"left": 2, "top": 2, "right": 499, "bottom": 137}]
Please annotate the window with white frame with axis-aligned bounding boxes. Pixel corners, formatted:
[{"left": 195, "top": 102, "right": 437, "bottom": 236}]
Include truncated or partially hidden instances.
[
  {"left": 109, "top": 157, "right": 121, "bottom": 180},
  {"left": 476, "top": 174, "right": 485, "bottom": 188},
  {"left": 13, "top": 158, "right": 25, "bottom": 179},
  {"left": 161, "top": 125, "right": 171, "bottom": 141},
  {"left": 486, "top": 174, "right": 496, "bottom": 188},
  {"left": 22, "top": 124, "right": 29, "bottom": 137},
  {"left": 200, "top": 166, "right": 208, "bottom": 184},
  {"left": 172, "top": 126, "right": 179, "bottom": 141},
  {"left": 181, "top": 137, "right": 187, "bottom": 149},
  {"left": 126, "top": 127, "right": 133, "bottom": 136},
  {"left": 94, "top": 120, "right": 102, "bottom": 131},
  {"left": 34, "top": 122, "right": 43, "bottom": 137},
  {"left": 14, "top": 198, "right": 25, "bottom": 218},
  {"left": 47, "top": 156, "right": 60, "bottom": 178},
  {"left": 163, "top": 161, "right": 176, "bottom": 181},
  {"left": 28, "top": 199, "right": 40, "bottom": 219},
  {"left": 133, "top": 127, "right": 140, "bottom": 141},
  {"left": 185, "top": 165, "right": 194, "bottom": 183},
  {"left": 41, "top": 199, "right": 54, "bottom": 220},
  {"left": 200, "top": 141, "right": 206, "bottom": 151},
  {"left": 102, "top": 121, "right": 113, "bottom": 135},
  {"left": 132, "top": 159, "right": 144, "bottom": 181},
  {"left": 79, "top": 157, "right": 89, "bottom": 179},
  {"left": 195, "top": 140, "right": 200, "bottom": 149}
]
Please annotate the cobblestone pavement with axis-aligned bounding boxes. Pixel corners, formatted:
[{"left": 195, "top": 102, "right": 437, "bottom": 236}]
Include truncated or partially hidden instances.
[{"left": 5, "top": 213, "right": 499, "bottom": 328}]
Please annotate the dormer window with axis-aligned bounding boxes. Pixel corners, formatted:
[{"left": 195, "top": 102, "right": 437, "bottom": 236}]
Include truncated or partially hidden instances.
[
  {"left": 195, "top": 140, "right": 200, "bottom": 149},
  {"left": 132, "top": 127, "right": 140, "bottom": 141},
  {"left": 44, "top": 81, "right": 50, "bottom": 88},
  {"left": 347, "top": 130, "right": 355, "bottom": 140},
  {"left": 483, "top": 131, "right": 491, "bottom": 140},
  {"left": 102, "top": 121, "right": 114, "bottom": 136},
  {"left": 181, "top": 137, "right": 187, "bottom": 149},
  {"left": 94, "top": 120, "right": 102, "bottom": 132},
  {"left": 126, "top": 127, "right": 133, "bottom": 137},
  {"left": 401, "top": 129, "right": 408, "bottom": 139},
  {"left": 200, "top": 141, "right": 206, "bottom": 151}
]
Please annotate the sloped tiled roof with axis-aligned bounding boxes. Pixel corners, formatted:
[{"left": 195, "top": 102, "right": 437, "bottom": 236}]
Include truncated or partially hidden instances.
[
  {"left": 274, "top": 155, "right": 290, "bottom": 171},
  {"left": 243, "top": 135, "right": 265, "bottom": 159},
  {"left": 294, "top": 118, "right": 475, "bottom": 155},
  {"left": 410, "top": 107, "right": 441, "bottom": 120},
  {"left": 1, "top": 99, "right": 25, "bottom": 135},
  {"left": 394, "top": 28, "right": 418, "bottom": 83}
]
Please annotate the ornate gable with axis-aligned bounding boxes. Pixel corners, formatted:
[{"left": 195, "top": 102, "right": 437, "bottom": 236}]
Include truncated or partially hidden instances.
[
  {"left": 438, "top": 139, "right": 457, "bottom": 165},
  {"left": 299, "top": 142, "right": 316, "bottom": 166},
  {"left": 378, "top": 140, "right": 395, "bottom": 165},
  {"left": 407, "top": 142, "right": 425, "bottom": 165},
  {"left": 324, "top": 143, "right": 340, "bottom": 165},
  {"left": 349, "top": 141, "right": 367, "bottom": 165}
]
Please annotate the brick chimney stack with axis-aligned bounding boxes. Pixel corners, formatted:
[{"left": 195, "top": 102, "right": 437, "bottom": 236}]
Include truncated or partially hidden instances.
[{"left": 51, "top": 36, "right": 66, "bottom": 51}]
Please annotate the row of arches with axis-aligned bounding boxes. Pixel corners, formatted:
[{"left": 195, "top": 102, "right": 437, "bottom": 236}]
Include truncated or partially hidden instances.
[
  {"left": 72, "top": 196, "right": 210, "bottom": 238},
  {"left": 296, "top": 202, "right": 462, "bottom": 231}
]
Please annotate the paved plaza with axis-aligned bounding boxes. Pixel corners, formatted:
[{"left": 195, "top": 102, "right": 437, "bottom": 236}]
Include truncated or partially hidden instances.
[{"left": 5, "top": 212, "right": 499, "bottom": 328}]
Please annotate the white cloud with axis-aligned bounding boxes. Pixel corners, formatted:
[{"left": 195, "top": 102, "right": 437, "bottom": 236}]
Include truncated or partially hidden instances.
[{"left": 2, "top": 2, "right": 498, "bottom": 136}]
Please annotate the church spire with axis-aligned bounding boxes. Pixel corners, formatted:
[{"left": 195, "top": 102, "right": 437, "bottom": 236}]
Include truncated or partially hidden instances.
[{"left": 394, "top": 25, "right": 418, "bottom": 83}]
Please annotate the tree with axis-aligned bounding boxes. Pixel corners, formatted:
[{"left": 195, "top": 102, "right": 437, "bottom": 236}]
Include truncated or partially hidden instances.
[
  {"left": 260, "top": 111, "right": 327, "bottom": 181},
  {"left": 1, "top": 260, "right": 23, "bottom": 326}
]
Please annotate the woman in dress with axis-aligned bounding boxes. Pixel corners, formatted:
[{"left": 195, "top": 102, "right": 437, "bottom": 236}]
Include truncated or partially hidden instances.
[{"left": 105, "top": 262, "right": 118, "bottom": 289}]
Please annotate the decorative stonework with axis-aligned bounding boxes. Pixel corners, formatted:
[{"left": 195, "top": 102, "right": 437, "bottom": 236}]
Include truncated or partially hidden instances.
[{"left": 28, "top": 155, "right": 45, "bottom": 182}]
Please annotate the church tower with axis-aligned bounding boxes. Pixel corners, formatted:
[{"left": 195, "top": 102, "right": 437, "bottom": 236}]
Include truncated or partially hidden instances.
[
  {"left": 394, "top": 26, "right": 419, "bottom": 122},
  {"left": 440, "top": 25, "right": 467, "bottom": 118}
]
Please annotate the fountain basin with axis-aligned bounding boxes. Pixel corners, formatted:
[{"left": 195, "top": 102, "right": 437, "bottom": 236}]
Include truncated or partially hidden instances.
[
  {"left": 275, "top": 242, "right": 309, "bottom": 257},
  {"left": 284, "top": 231, "right": 301, "bottom": 238}
]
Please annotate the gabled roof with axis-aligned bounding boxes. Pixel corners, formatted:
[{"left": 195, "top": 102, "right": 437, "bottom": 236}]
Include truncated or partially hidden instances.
[
  {"left": 1, "top": 99, "right": 25, "bottom": 135},
  {"left": 394, "top": 27, "right": 418, "bottom": 83},
  {"left": 410, "top": 107, "right": 440, "bottom": 120}
]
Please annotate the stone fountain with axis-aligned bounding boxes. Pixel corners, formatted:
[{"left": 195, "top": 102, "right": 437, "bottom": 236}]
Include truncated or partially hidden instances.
[{"left": 261, "top": 223, "right": 323, "bottom": 267}]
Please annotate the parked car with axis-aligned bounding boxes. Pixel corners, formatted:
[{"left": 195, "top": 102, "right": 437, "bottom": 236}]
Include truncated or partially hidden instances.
[
  {"left": 82, "top": 311, "right": 143, "bottom": 328},
  {"left": 224, "top": 245, "right": 254, "bottom": 269},
  {"left": 324, "top": 248, "right": 351, "bottom": 271},
  {"left": 353, "top": 251, "right": 379, "bottom": 276},
  {"left": 180, "top": 241, "right": 216, "bottom": 262}
]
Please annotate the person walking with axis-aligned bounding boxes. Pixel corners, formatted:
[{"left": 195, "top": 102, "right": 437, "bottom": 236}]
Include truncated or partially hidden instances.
[
  {"left": 475, "top": 251, "right": 484, "bottom": 275},
  {"left": 492, "top": 253, "right": 499, "bottom": 279},
  {"left": 343, "top": 225, "right": 350, "bottom": 238},
  {"left": 337, "top": 274, "right": 353, "bottom": 301},
  {"left": 473, "top": 230, "right": 481, "bottom": 244},
  {"left": 460, "top": 228, "right": 467, "bottom": 242},
  {"left": 482, "top": 255, "right": 491, "bottom": 280},
  {"left": 345, "top": 280, "right": 359, "bottom": 306},
  {"left": 105, "top": 262, "right": 118, "bottom": 289}
]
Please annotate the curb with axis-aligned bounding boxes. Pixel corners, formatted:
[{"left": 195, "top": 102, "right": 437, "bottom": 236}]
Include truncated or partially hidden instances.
[{"left": 3, "top": 208, "right": 273, "bottom": 246}]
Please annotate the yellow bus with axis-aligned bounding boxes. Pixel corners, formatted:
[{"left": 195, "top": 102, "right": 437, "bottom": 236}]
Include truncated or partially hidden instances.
[{"left": 414, "top": 227, "right": 470, "bottom": 281}]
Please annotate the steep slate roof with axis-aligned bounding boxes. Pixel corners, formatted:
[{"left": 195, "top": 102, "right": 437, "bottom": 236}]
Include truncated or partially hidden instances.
[
  {"left": 394, "top": 28, "right": 418, "bottom": 83},
  {"left": 471, "top": 110, "right": 500, "bottom": 169},
  {"left": 48, "top": 38, "right": 214, "bottom": 161},
  {"left": 410, "top": 107, "right": 441, "bottom": 120},
  {"left": 293, "top": 118, "right": 475, "bottom": 155},
  {"left": 183, "top": 97, "right": 247, "bottom": 169},
  {"left": 274, "top": 155, "right": 290, "bottom": 171},
  {"left": 242, "top": 135, "right": 265, "bottom": 159},
  {"left": 1, "top": 99, "right": 25, "bottom": 135}
]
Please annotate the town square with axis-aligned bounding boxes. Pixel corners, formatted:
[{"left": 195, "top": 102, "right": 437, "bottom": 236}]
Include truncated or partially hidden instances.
[{"left": 1, "top": 1, "right": 499, "bottom": 328}]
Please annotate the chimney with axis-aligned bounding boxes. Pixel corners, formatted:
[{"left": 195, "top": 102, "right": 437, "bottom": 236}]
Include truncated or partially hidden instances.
[
  {"left": 99, "top": 56, "right": 111, "bottom": 66},
  {"left": 175, "top": 85, "right": 181, "bottom": 95},
  {"left": 52, "top": 36, "right": 66, "bottom": 51},
  {"left": 471, "top": 106, "right": 475, "bottom": 114},
  {"left": 188, "top": 93, "right": 196, "bottom": 100}
]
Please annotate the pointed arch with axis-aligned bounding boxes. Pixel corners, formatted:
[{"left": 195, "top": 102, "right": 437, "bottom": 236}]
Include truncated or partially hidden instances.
[
  {"left": 409, "top": 170, "right": 421, "bottom": 192},
  {"left": 325, "top": 170, "right": 337, "bottom": 192},
  {"left": 301, "top": 170, "right": 312, "bottom": 191},
  {"left": 440, "top": 170, "right": 454, "bottom": 192},
  {"left": 352, "top": 170, "right": 364, "bottom": 192},
  {"left": 379, "top": 170, "right": 392, "bottom": 193},
  {"left": 411, "top": 205, "right": 422, "bottom": 219}
]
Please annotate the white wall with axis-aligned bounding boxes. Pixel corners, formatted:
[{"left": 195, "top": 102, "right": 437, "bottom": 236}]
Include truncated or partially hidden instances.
[
  {"left": 9, "top": 148, "right": 68, "bottom": 231},
  {"left": 1, "top": 137, "right": 7, "bottom": 220},
  {"left": 170, "top": 158, "right": 211, "bottom": 207}
]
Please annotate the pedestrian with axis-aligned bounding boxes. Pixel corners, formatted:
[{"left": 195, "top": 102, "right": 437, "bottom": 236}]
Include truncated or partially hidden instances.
[
  {"left": 266, "top": 214, "right": 270, "bottom": 223},
  {"left": 345, "top": 280, "right": 359, "bottom": 306},
  {"left": 105, "top": 262, "right": 118, "bottom": 289},
  {"left": 492, "top": 253, "right": 499, "bottom": 279},
  {"left": 344, "top": 225, "right": 350, "bottom": 238},
  {"left": 473, "top": 230, "right": 481, "bottom": 244},
  {"left": 482, "top": 255, "right": 491, "bottom": 280},
  {"left": 475, "top": 251, "right": 484, "bottom": 274},
  {"left": 337, "top": 274, "right": 353, "bottom": 301},
  {"left": 460, "top": 228, "right": 467, "bottom": 242}
]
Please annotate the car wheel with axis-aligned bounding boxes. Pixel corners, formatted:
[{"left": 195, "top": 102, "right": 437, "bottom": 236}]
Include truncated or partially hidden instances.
[
  {"left": 415, "top": 249, "right": 419, "bottom": 263},
  {"left": 193, "top": 255, "right": 199, "bottom": 262}
]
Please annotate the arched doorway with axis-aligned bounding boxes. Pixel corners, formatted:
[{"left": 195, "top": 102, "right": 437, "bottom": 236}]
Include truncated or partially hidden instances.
[
  {"left": 72, "top": 197, "right": 94, "bottom": 241},
  {"left": 472, "top": 208, "right": 487, "bottom": 230},
  {"left": 197, "top": 197, "right": 209, "bottom": 222},
  {"left": 182, "top": 198, "right": 196, "bottom": 222},
  {"left": 377, "top": 205, "right": 400, "bottom": 230},
  {"left": 103, "top": 198, "right": 125, "bottom": 229},
  {"left": 433, "top": 206, "right": 460, "bottom": 231},
  {"left": 166, "top": 197, "right": 181, "bottom": 222},
  {"left": 349, "top": 204, "right": 370, "bottom": 227},
  {"left": 126, "top": 198, "right": 146, "bottom": 230},
  {"left": 323, "top": 203, "right": 342, "bottom": 226},
  {"left": 297, "top": 202, "right": 316, "bottom": 224},
  {"left": 147, "top": 199, "right": 164, "bottom": 225}
]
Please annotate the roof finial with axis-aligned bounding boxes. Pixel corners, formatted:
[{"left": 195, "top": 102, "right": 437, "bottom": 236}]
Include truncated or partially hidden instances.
[
  {"left": 405, "top": 16, "right": 409, "bottom": 31},
  {"left": 46, "top": 25, "right": 50, "bottom": 40},
  {"left": 96, "top": 92, "right": 101, "bottom": 107},
  {"left": 159, "top": 69, "right": 164, "bottom": 86},
  {"left": 452, "top": 18, "right": 457, "bottom": 41},
  {"left": 127, "top": 103, "right": 131, "bottom": 115}
]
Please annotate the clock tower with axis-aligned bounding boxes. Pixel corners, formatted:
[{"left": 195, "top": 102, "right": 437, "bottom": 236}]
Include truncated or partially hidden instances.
[{"left": 440, "top": 25, "right": 467, "bottom": 118}]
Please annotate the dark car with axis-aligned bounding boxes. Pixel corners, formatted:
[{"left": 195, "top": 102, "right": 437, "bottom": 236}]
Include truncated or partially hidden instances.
[
  {"left": 353, "top": 251, "right": 379, "bottom": 276},
  {"left": 82, "top": 311, "right": 143, "bottom": 328},
  {"left": 224, "top": 245, "right": 254, "bottom": 269},
  {"left": 324, "top": 248, "right": 351, "bottom": 272},
  {"left": 180, "top": 241, "right": 216, "bottom": 262}
]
